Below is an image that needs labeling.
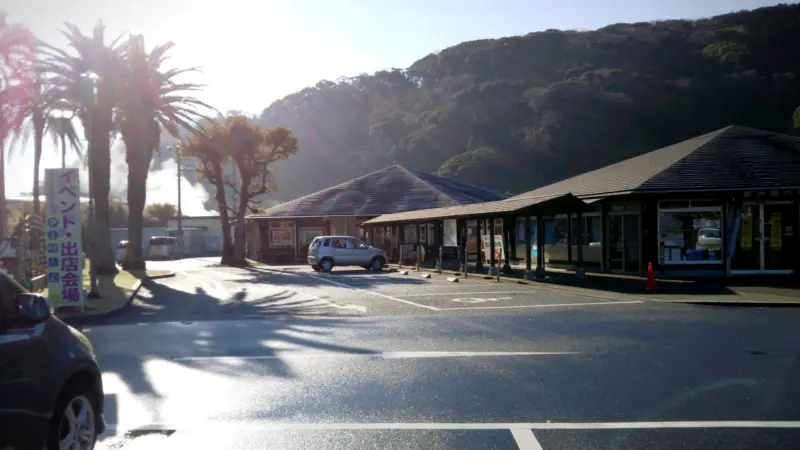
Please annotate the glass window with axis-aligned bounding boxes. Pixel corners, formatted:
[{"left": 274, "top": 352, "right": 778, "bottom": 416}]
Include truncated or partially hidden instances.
[
  {"left": 659, "top": 210, "right": 722, "bottom": 264},
  {"left": 585, "top": 216, "right": 601, "bottom": 245},
  {"left": 323, "top": 239, "right": 331, "bottom": 247},
  {"left": 554, "top": 218, "right": 568, "bottom": 245}
]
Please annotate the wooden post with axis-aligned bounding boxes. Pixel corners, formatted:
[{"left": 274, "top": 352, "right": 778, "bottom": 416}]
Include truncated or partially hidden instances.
[
  {"left": 476, "top": 219, "right": 484, "bottom": 272},
  {"left": 502, "top": 216, "right": 512, "bottom": 273},
  {"left": 489, "top": 217, "right": 496, "bottom": 275},
  {"left": 524, "top": 215, "right": 532, "bottom": 279},
  {"left": 576, "top": 212, "right": 585, "bottom": 278},
  {"left": 536, "top": 213, "right": 545, "bottom": 278},
  {"left": 567, "top": 213, "right": 573, "bottom": 264},
  {"left": 416, "top": 223, "right": 421, "bottom": 271}
]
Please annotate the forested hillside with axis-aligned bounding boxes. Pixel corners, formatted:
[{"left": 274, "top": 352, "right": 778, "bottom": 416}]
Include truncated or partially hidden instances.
[{"left": 258, "top": 3, "right": 800, "bottom": 202}]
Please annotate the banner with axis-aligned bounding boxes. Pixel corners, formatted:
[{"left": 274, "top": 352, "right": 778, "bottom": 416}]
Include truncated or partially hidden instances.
[
  {"left": 44, "top": 169, "right": 84, "bottom": 309},
  {"left": 740, "top": 214, "right": 753, "bottom": 251}
]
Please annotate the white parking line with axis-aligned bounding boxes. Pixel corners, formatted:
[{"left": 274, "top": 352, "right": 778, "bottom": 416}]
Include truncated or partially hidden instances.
[
  {"left": 102, "top": 420, "right": 800, "bottom": 433},
  {"left": 173, "top": 351, "right": 575, "bottom": 362},
  {"left": 511, "top": 428, "right": 544, "bottom": 450},
  {"left": 308, "top": 275, "right": 440, "bottom": 311},
  {"left": 402, "top": 291, "right": 531, "bottom": 297},
  {"left": 436, "top": 300, "right": 644, "bottom": 311}
]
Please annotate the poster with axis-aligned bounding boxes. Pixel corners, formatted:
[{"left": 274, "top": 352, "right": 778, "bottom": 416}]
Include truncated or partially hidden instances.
[
  {"left": 44, "top": 169, "right": 84, "bottom": 309},
  {"left": 481, "top": 234, "right": 505, "bottom": 261},
  {"left": 270, "top": 229, "right": 293, "bottom": 247},
  {"left": 770, "top": 213, "right": 782, "bottom": 249},
  {"left": 741, "top": 214, "right": 753, "bottom": 251}
]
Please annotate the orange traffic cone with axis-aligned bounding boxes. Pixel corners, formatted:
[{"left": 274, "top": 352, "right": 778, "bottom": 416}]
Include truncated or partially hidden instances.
[{"left": 646, "top": 262, "right": 657, "bottom": 292}]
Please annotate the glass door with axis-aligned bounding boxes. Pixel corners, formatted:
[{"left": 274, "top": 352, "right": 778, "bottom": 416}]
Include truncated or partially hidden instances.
[
  {"left": 608, "top": 215, "right": 624, "bottom": 271},
  {"left": 623, "top": 214, "right": 641, "bottom": 272},
  {"left": 731, "top": 204, "right": 761, "bottom": 271},
  {"left": 763, "top": 203, "right": 797, "bottom": 271}
]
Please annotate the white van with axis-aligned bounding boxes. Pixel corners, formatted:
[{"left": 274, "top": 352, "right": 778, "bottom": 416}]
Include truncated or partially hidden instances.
[{"left": 148, "top": 236, "right": 181, "bottom": 260}]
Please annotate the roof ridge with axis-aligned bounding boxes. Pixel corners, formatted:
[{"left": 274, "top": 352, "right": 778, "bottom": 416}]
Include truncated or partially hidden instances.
[
  {"left": 509, "top": 126, "right": 729, "bottom": 200},
  {"left": 404, "top": 166, "right": 511, "bottom": 199},
  {"left": 258, "top": 164, "right": 405, "bottom": 214},
  {"left": 399, "top": 166, "right": 463, "bottom": 205}
]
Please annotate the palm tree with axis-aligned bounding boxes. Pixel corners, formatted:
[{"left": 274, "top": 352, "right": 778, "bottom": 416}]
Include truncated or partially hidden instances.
[
  {"left": 116, "top": 34, "right": 213, "bottom": 269},
  {"left": 0, "top": 12, "right": 35, "bottom": 239},
  {"left": 42, "top": 20, "right": 124, "bottom": 275},
  {"left": 9, "top": 67, "right": 83, "bottom": 215}
]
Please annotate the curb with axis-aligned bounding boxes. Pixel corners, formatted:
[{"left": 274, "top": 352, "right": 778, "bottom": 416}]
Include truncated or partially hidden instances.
[
  {"left": 57, "top": 271, "right": 176, "bottom": 324},
  {"left": 657, "top": 300, "right": 800, "bottom": 308},
  {"left": 387, "top": 264, "right": 646, "bottom": 303}
]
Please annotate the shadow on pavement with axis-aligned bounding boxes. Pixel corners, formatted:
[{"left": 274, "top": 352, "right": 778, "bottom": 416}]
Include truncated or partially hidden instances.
[{"left": 238, "top": 266, "right": 431, "bottom": 289}]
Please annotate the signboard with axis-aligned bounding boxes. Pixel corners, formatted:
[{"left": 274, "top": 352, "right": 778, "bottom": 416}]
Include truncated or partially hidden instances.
[
  {"left": 44, "top": 169, "right": 84, "bottom": 309},
  {"left": 481, "top": 234, "right": 505, "bottom": 261}
]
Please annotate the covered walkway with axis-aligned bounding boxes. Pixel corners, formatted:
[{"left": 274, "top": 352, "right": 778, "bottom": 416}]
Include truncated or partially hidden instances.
[{"left": 360, "top": 193, "right": 595, "bottom": 280}]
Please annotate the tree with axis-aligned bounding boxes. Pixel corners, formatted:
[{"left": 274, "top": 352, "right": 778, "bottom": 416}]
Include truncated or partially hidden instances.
[
  {"left": 43, "top": 21, "right": 125, "bottom": 275},
  {"left": 116, "top": 34, "right": 212, "bottom": 270},
  {"left": 0, "top": 12, "right": 36, "bottom": 240},
  {"left": 183, "top": 116, "right": 298, "bottom": 266},
  {"left": 182, "top": 120, "right": 233, "bottom": 262},
  {"left": 9, "top": 67, "right": 82, "bottom": 215},
  {"left": 226, "top": 117, "right": 298, "bottom": 265},
  {"left": 143, "top": 203, "right": 177, "bottom": 226}
]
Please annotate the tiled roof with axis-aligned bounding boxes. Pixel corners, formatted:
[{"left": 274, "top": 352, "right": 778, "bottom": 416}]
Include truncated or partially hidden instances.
[
  {"left": 510, "top": 125, "right": 800, "bottom": 200},
  {"left": 247, "top": 165, "right": 508, "bottom": 218}
]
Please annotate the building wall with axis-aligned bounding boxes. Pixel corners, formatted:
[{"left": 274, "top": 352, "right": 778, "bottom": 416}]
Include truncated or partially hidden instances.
[
  {"left": 166, "top": 216, "right": 225, "bottom": 256},
  {"left": 255, "top": 216, "right": 374, "bottom": 264}
]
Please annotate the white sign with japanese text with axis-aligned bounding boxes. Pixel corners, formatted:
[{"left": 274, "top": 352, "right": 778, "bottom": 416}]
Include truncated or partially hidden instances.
[{"left": 44, "top": 169, "right": 84, "bottom": 309}]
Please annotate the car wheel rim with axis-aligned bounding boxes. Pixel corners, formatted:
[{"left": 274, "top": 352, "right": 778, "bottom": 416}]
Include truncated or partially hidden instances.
[
  {"left": 372, "top": 259, "right": 381, "bottom": 269},
  {"left": 59, "top": 395, "right": 95, "bottom": 450},
  {"left": 323, "top": 261, "right": 332, "bottom": 271}
]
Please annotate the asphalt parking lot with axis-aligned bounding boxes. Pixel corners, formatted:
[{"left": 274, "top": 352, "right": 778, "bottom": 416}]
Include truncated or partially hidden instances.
[{"left": 277, "top": 266, "right": 643, "bottom": 315}]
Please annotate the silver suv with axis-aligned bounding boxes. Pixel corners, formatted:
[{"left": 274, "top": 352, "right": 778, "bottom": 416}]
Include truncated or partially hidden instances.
[{"left": 308, "top": 236, "right": 387, "bottom": 272}]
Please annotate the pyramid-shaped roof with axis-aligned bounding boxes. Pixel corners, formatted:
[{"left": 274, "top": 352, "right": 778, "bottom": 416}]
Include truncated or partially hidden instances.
[
  {"left": 511, "top": 126, "right": 800, "bottom": 201},
  {"left": 248, "top": 165, "right": 508, "bottom": 218}
]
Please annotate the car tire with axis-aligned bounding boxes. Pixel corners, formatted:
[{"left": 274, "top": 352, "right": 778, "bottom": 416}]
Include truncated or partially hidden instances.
[
  {"left": 370, "top": 257, "right": 384, "bottom": 272},
  {"left": 311, "top": 264, "right": 321, "bottom": 272},
  {"left": 48, "top": 381, "right": 99, "bottom": 450},
  {"left": 320, "top": 258, "right": 334, "bottom": 273}
]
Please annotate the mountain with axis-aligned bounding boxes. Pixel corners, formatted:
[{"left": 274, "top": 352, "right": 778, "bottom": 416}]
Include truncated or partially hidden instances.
[{"left": 255, "top": 3, "right": 800, "bottom": 201}]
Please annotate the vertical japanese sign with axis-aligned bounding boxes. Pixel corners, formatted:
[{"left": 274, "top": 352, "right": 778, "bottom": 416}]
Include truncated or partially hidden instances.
[
  {"left": 44, "top": 169, "right": 84, "bottom": 309},
  {"left": 740, "top": 213, "right": 753, "bottom": 251}
]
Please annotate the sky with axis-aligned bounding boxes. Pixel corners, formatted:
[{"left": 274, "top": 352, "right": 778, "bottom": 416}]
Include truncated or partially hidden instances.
[{"left": 1, "top": 0, "right": 790, "bottom": 203}]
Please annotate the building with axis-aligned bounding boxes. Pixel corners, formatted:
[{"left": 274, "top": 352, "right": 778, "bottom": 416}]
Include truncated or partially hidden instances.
[
  {"left": 245, "top": 165, "right": 508, "bottom": 264},
  {"left": 361, "top": 126, "right": 800, "bottom": 277},
  {"left": 166, "top": 216, "right": 228, "bottom": 256}
]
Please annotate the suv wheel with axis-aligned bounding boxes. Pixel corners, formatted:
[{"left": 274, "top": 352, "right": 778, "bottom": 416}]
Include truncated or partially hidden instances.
[
  {"left": 370, "top": 257, "right": 384, "bottom": 271},
  {"left": 320, "top": 258, "right": 334, "bottom": 273},
  {"left": 49, "top": 382, "right": 98, "bottom": 450}
]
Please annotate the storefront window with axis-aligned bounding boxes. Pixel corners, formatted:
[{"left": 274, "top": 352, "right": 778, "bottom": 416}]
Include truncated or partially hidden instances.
[{"left": 659, "top": 201, "right": 722, "bottom": 264}]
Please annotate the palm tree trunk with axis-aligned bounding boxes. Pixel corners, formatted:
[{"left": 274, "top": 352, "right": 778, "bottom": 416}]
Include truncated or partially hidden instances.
[
  {"left": 32, "top": 143, "right": 42, "bottom": 217},
  {"left": 122, "top": 137, "right": 148, "bottom": 270},
  {"left": 32, "top": 115, "right": 44, "bottom": 216},
  {"left": 89, "top": 117, "right": 118, "bottom": 275},
  {"left": 0, "top": 137, "right": 6, "bottom": 241}
]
